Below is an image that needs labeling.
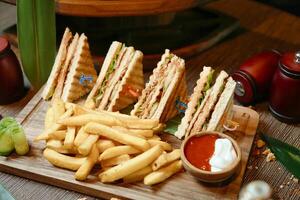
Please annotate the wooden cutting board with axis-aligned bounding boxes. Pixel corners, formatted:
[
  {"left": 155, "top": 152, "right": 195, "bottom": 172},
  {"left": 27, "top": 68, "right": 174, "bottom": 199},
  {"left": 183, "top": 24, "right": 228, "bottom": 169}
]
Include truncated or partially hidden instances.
[{"left": 0, "top": 89, "right": 259, "bottom": 200}]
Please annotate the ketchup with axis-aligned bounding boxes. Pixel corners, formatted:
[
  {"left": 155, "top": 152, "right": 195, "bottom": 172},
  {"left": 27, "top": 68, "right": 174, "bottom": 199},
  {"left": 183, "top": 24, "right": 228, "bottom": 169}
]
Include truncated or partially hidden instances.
[{"left": 184, "top": 134, "right": 218, "bottom": 171}]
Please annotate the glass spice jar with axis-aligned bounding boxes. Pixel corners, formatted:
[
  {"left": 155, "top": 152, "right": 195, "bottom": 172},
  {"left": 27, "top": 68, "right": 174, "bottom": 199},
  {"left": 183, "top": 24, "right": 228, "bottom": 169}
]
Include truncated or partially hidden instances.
[{"left": 0, "top": 36, "right": 25, "bottom": 105}]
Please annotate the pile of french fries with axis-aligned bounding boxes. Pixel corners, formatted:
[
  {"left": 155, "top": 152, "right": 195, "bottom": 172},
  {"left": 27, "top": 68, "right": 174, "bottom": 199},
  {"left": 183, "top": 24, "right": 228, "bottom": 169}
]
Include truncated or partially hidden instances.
[{"left": 35, "top": 98, "right": 182, "bottom": 185}]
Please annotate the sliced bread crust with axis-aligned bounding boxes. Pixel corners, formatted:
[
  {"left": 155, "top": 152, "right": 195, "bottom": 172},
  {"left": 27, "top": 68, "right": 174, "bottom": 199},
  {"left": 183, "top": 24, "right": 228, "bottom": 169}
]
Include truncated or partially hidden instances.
[
  {"left": 175, "top": 66, "right": 213, "bottom": 139},
  {"left": 42, "top": 28, "right": 72, "bottom": 100}
]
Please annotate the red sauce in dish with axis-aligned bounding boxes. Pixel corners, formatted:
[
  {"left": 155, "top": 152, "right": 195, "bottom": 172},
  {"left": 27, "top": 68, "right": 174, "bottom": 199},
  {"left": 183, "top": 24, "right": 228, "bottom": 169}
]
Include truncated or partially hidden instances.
[{"left": 184, "top": 134, "right": 218, "bottom": 171}]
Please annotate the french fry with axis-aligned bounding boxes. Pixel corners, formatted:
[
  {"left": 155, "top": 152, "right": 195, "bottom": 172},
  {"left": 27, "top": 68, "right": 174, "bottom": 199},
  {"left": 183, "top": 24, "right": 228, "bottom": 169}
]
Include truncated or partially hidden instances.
[
  {"left": 35, "top": 107, "right": 73, "bottom": 141},
  {"left": 48, "top": 130, "right": 66, "bottom": 140},
  {"left": 45, "top": 107, "right": 54, "bottom": 130},
  {"left": 43, "top": 148, "right": 86, "bottom": 171},
  {"left": 153, "top": 123, "right": 166, "bottom": 134},
  {"left": 148, "top": 140, "right": 172, "bottom": 151},
  {"left": 64, "top": 126, "right": 76, "bottom": 149},
  {"left": 99, "top": 145, "right": 140, "bottom": 161},
  {"left": 96, "top": 139, "right": 115, "bottom": 153},
  {"left": 99, "top": 145, "right": 163, "bottom": 183},
  {"left": 152, "top": 149, "right": 180, "bottom": 171},
  {"left": 85, "top": 123, "right": 150, "bottom": 151},
  {"left": 78, "top": 134, "right": 99, "bottom": 156},
  {"left": 74, "top": 126, "right": 89, "bottom": 147},
  {"left": 58, "top": 113, "right": 159, "bottom": 130},
  {"left": 52, "top": 98, "right": 65, "bottom": 122},
  {"left": 112, "top": 126, "right": 153, "bottom": 138},
  {"left": 144, "top": 160, "right": 182, "bottom": 186},
  {"left": 148, "top": 135, "right": 161, "bottom": 141},
  {"left": 68, "top": 103, "right": 138, "bottom": 119},
  {"left": 46, "top": 139, "right": 77, "bottom": 154},
  {"left": 75, "top": 144, "right": 99, "bottom": 180},
  {"left": 123, "top": 166, "right": 153, "bottom": 183},
  {"left": 101, "top": 154, "right": 130, "bottom": 168},
  {"left": 112, "top": 126, "right": 146, "bottom": 139}
]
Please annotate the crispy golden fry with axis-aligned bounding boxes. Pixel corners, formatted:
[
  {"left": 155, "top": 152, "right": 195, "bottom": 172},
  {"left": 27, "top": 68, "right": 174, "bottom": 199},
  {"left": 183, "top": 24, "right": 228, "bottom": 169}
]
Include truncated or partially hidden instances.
[
  {"left": 48, "top": 130, "right": 67, "bottom": 140},
  {"left": 96, "top": 139, "right": 115, "bottom": 153},
  {"left": 75, "top": 144, "right": 99, "bottom": 180},
  {"left": 43, "top": 148, "right": 86, "bottom": 171},
  {"left": 58, "top": 113, "right": 159, "bottom": 130},
  {"left": 112, "top": 126, "right": 153, "bottom": 138},
  {"left": 85, "top": 123, "right": 150, "bottom": 151},
  {"left": 45, "top": 107, "right": 54, "bottom": 130},
  {"left": 153, "top": 123, "right": 166, "bottom": 134},
  {"left": 123, "top": 166, "right": 153, "bottom": 183},
  {"left": 152, "top": 149, "right": 180, "bottom": 171},
  {"left": 46, "top": 139, "right": 77, "bottom": 154},
  {"left": 99, "top": 145, "right": 140, "bottom": 161},
  {"left": 144, "top": 160, "right": 182, "bottom": 186},
  {"left": 35, "top": 107, "right": 73, "bottom": 141},
  {"left": 52, "top": 98, "right": 65, "bottom": 122},
  {"left": 74, "top": 126, "right": 89, "bottom": 147},
  {"left": 64, "top": 126, "right": 76, "bottom": 149},
  {"left": 101, "top": 154, "right": 130, "bottom": 168},
  {"left": 148, "top": 140, "right": 172, "bottom": 151},
  {"left": 112, "top": 126, "right": 146, "bottom": 139},
  {"left": 99, "top": 145, "right": 163, "bottom": 183},
  {"left": 78, "top": 134, "right": 99, "bottom": 156},
  {"left": 67, "top": 102, "right": 137, "bottom": 119},
  {"left": 148, "top": 135, "right": 161, "bottom": 141}
]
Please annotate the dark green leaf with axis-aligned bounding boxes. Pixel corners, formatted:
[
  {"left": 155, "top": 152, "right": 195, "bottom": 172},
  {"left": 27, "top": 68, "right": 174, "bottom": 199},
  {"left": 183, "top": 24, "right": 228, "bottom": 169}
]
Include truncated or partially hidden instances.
[
  {"left": 17, "top": 0, "right": 56, "bottom": 89},
  {"left": 164, "top": 115, "right": 183, "bottom": 135},
  {"left": 261, "top": 133, "right": 300, "bottom": 179}
]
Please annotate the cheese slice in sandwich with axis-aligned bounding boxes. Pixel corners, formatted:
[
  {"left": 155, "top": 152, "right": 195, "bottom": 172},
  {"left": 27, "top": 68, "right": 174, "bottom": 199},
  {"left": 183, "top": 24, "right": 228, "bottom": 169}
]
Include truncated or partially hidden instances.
[
  {"left": 85, "top": 41, "right": 144, "bottom": 111},
  {"left": 41, "top": 27, "right": 97, "bottom": 102},
  {"left": 175, "top": 68, "right": 236, "bottom": 139},
  {"left": 131, "top": 49, "right": 188, "bottom": 123}
]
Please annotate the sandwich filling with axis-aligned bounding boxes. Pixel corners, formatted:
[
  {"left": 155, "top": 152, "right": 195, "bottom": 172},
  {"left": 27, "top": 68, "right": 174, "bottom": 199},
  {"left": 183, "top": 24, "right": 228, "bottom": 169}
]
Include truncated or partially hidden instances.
[
  {"left": 133, "top": 52, "right": 183, "bottom": 119},
  {"left": 99, "top": 47, "right": 135, "bottom": 110},
  {"left": 186, "top": 71, "right": 230, "bottom": 137},
  {"left": 94, "top": 44, "right": 125, "bottom": 106}
]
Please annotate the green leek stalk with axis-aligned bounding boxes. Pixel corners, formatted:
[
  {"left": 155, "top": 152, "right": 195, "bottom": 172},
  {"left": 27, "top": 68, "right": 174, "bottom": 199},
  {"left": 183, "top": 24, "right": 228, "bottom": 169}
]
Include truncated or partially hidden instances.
[
  {"left": 17, "top": 0, "right": 56, "bottom": 90},
  {"left": 261, "top": 133, "right": 300, "bottom": 179}
]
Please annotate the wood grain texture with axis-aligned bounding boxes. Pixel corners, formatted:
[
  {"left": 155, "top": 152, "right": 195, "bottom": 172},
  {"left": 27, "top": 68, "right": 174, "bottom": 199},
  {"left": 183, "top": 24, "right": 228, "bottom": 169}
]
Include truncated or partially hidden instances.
[
  {"left": 0, "top": 88, "right": 258, "bottom": 200},
  {"left": 1, "top": 0, "right": 200, "bottom": 17}
]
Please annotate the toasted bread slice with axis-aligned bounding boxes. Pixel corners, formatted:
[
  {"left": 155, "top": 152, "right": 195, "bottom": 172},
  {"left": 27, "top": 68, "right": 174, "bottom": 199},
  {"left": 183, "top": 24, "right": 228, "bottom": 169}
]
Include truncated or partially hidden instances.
[
  {"left": 130, "top": 50, "right": 173, "bottom": 117},
  {"left": 160, "top": 70, "right": 188, "bottom": 123},
  {"left": 175, "top": 67, "right": 213, "bottom": 139},
  {"left": 61, "top": 33, "right": 97, "bottom": 102},
  {"left": 42, "top": 28, "right": 72, "bottom": 100},
  {"left": 107, "top": 50, "right": 144, "bottom": 111},
  {"left": 131, "top": 50, "right": 187, "bottom": 123},
  {"left": 189, "top": 71, "right": 229, "bottom": 135},
  {"left": 206, "top": 77, "right": 236, "bottom": 131},
  {"left": 85, "top": 41, "right": 123, "bottom": 109},
  {"left": 53, "top": 33, "right": 79, "bottom": 99}
]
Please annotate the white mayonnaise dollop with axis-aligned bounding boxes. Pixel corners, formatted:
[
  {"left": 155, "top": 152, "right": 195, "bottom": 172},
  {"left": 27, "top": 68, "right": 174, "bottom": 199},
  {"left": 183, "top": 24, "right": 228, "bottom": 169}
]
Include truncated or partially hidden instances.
[{"left": 209, "top": 138, "right": 237, "bottom": 172}]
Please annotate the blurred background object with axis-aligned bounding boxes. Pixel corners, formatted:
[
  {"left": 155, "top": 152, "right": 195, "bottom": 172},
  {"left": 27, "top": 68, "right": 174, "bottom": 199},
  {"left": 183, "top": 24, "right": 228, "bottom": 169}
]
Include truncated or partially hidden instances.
[
  {"left": 257, "top": 0, "right": 300, "bottom": 16},
  {"left": 0, "top": 36, "right": 25, "bottom": 105}
]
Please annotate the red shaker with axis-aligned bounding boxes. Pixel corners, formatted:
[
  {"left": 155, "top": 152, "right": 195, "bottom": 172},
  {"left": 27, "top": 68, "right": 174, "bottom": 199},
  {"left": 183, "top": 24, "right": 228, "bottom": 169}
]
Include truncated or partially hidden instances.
[
  {"left": 269, "top": 51, "right": 300, "bottom": 123},
  {"left": 232, "top": 50, "right": 281, "bottom": 105},
  {"left": 0, "top": 36, "right": 25, "bottom": 104}
]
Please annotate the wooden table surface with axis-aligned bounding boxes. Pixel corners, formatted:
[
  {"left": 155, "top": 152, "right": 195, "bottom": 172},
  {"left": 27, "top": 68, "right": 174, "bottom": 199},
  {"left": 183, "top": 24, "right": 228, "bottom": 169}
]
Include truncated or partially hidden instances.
[{"left": 1, "top": 0, "right": 300, "bottom": 199}]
